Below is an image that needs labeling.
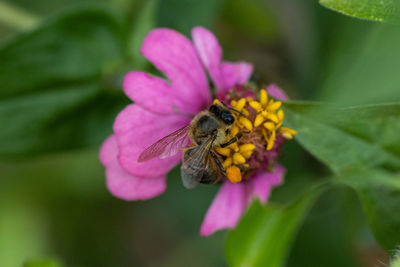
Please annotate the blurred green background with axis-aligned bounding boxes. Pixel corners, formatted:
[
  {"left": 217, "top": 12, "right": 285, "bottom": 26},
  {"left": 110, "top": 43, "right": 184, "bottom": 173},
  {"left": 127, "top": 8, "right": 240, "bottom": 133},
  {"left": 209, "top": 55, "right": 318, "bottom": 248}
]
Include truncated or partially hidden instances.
[{"left": 1, "top": 0, "right": 399, "bottom": 266}]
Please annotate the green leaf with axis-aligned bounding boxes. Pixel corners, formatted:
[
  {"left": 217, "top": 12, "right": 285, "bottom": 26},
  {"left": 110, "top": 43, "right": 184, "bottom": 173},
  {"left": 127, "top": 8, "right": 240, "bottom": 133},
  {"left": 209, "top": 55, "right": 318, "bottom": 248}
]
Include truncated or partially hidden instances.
[
  {"left": 286, "top": 187, "right": 362, "bottom": 267},
  {"left": 318, "top": 24, "right": 400, "bottom": 106},
  {"left": 226, "top": 184, "right": 326, "bottom": 267},
  {"left": 335, "top": 169, "right": 400, "bottom": 252},
  {"left": 222, "top": 0, "right": 278, "bottom": 41},
  {"left": 284, "top": 102, "right": 400, "bottom": 173},
  {"left": 157, "top": 0, "right": 223, "bottom": 35},
  {"left": 0, "top": 6, "right": 128, "bottom": 156},
  {"left": 0, "top": 6, "right": 125, "bottom": 98},
  {"left": 24, "top": 259, "right": 62, "bottom": 267},
  {"left": 319, "top": 0, "right": 400, "bottom": 23},
  {"left": 128, "top": 0, "right": 158, "bottom": 68},
  {"left": 0, "top": 1, "right": 40, "bottom": 30},
  {"left": 284, "top": 102, "right": 400, "bottom": 252},
  {"left": 391, "top": 252, "right": 400, "bottom": 267},
  {"left": 0, "top": 194, "right": 48, "bottom": 267}
]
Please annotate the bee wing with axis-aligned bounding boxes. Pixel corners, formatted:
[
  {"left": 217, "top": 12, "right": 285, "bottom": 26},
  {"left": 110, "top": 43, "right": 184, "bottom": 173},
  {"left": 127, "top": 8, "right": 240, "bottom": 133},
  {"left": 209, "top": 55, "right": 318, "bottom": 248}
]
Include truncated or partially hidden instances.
[
  {"left": 138, "top": 125, "right": 190, "bottom": 162},
  {"left": 181, "top": 135, "right": 215, "bottom": 189}
]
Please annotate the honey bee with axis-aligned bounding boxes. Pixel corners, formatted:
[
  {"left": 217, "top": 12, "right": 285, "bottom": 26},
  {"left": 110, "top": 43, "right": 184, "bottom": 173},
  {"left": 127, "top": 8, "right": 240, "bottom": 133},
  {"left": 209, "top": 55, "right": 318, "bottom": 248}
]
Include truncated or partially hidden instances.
[{"left": 138, "top": 103, "right": 242, "bottom": 189}]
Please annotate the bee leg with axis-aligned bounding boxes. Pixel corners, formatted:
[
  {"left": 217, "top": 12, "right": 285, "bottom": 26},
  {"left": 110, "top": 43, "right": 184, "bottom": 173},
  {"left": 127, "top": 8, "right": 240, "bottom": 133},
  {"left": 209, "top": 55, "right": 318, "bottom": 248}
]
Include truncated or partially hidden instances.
[
  {"left": 210, "top": 151, "right": 226, "bottom": 173},
  {"left": 236, "top": 164, "right": 247, "bottom": 172},
  {"left": 220, "top": 133, "right": 243, "bottom": 148}
]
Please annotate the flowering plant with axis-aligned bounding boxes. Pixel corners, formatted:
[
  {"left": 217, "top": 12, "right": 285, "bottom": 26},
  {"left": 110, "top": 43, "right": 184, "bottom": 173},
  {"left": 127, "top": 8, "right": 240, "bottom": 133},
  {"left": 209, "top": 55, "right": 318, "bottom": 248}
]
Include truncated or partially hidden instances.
[
  {"left": 2, "top": 0, "right": 400, "bottom": 265},
  {"left": 100, "top": 26, "right": 296, "bottom": 235}
]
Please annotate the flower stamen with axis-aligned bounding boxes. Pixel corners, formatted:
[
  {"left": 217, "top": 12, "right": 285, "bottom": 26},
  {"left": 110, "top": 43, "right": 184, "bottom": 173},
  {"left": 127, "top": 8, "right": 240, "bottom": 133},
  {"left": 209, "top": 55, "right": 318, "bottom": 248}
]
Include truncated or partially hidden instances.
[{"left": 214, "top": 87, "right": 297, "bottom": 183}]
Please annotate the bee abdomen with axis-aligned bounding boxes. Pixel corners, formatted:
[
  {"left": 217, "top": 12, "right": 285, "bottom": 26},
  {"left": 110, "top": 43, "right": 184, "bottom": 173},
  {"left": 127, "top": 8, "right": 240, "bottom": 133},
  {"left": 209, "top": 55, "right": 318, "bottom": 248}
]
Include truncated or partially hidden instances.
[{"left": 199, "top": 170, "right": 219, "bottom": 184}]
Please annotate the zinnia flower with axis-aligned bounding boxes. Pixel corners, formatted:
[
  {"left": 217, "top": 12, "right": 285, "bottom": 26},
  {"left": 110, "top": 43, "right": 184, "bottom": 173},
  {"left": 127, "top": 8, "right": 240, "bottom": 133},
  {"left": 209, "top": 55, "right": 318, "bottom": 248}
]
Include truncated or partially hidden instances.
[{"left": 99, "top": 26, "right": 296, "bottom": 236}]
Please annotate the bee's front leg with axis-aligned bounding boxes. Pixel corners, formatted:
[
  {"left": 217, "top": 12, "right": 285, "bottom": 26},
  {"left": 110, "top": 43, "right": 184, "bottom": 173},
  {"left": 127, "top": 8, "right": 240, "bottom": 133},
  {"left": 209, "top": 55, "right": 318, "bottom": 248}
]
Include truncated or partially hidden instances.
[
  {"left": 210, "top": 151, "right": 226, "bottom": 173},
  {"left": 220, "top": 133, "right": 242, "bottom": 148}
]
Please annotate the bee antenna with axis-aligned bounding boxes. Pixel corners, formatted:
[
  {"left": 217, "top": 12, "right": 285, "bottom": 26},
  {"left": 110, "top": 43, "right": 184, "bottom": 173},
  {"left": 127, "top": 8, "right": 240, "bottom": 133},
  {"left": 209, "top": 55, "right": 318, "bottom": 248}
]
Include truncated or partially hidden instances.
[
  {"left": 219, "top": 100, "right": 246, "bottom": 116},
  {"left": 229, "top": 107, "right": 246, "bottom": 117}
]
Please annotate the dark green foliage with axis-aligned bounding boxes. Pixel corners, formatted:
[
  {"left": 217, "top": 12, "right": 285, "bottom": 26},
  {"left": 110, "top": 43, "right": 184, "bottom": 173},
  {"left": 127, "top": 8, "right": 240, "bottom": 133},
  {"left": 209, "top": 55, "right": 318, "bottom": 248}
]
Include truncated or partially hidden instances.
[{"left": 0, "top": 6, "right": 128, "bottom": 156}]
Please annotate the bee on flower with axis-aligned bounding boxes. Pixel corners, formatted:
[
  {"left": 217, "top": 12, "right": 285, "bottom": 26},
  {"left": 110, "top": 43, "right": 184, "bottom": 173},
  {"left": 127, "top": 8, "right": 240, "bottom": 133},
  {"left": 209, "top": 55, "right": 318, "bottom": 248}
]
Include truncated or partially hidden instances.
[{"left": 99, "top": 26, "right": 296, "bottom": 236}]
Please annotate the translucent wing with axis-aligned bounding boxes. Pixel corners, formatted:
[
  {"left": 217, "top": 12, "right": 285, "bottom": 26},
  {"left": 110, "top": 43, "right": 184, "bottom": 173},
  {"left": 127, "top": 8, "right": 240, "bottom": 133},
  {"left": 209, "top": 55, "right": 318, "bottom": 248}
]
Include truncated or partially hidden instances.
[
  {"left": 181, "top": 135, "right": 215, "bottom": 189},
  {"left": 138, "top": 125, "right": 190, "bottom": 162}
]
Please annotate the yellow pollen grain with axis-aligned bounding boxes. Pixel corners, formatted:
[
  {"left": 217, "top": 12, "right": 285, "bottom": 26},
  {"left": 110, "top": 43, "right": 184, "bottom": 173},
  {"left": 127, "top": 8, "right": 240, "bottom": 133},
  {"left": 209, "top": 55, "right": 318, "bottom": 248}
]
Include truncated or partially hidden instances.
[
  {"left": 214, "top": 147, "right": 231, "bottom": 157},
  {"left": 280, "top": 127, "right": 297, "bottom": 139},
  {"left": 242, "top": 108, "right": 249, "bottom": 116},
  {"left": 261, "top": 110, "right": 269, "bottom": 117},
  {"left": 281, "top": 127, "right": 297, "bottom": 135},
  {"left": 260, "top": 89, "right": 268, "bottom": 106},
  {"left": 222, "top": 157, "right": 232, "bottom": 169},
  {"left": 281, "top": 133, "right": 293, "bottom": 139},
  {"left": 269, "top": 101, "right": 282, "bottom": 111},
  {"left": 249, "top": 101, "right": 262, "bottom": 111},
  {"left": 239, "top": 117, "right": 253, "bottom": 131},
  {"left": 239, "top": 143, "right": 256, "bottom": 153},
  {"left": 266, "top": 113, "right": 279, "bottom": 123},
  {"left": 236, "top": 98, "right": 246, "bottom": 111},
  {"left": 241, "top": 150, "right": 254, "bottom": 159},
  {"left": 254, "top": 114, "right": 264, "bottom": 127},
  {"left": 267, "top": 130, "right": 276, "bottom": 150},
  {"left": 230, "top": 125, "right": 239, "bottom": 137},
  {"left": 233, "top": 153, "right": 246, "bottom": 164},
  {"left": 226, "top": 165, "right": 242, "bottom": 183},
  {"left": 229, "top": 143, "right": 240, "bottom": 152},
  {"left": 263, "top": 122, "right": 275, "bottom": 131},
  {"left": 277, "top": 109, "right": 284, "bottom": 121},
  {"left": 231, "top": 100, "right": 237, "bottom": 106}
]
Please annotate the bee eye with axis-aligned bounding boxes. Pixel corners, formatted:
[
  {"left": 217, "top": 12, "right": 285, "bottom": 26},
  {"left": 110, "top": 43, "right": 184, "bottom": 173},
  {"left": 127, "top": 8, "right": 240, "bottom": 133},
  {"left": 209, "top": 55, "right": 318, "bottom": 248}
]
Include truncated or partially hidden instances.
[
  {"left": 221, "top": 112, "right": 234, "bottom": 125},
  {"left": 209, "top": 105, "right": 219, "bottom": 115}
]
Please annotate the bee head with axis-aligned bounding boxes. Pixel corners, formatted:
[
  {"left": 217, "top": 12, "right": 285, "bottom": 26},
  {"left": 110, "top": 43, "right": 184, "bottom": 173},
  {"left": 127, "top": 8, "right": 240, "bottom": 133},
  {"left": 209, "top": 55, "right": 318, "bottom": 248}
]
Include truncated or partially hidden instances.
[{"left": 209, "top": 104, "right": 234, "bottom": 125}]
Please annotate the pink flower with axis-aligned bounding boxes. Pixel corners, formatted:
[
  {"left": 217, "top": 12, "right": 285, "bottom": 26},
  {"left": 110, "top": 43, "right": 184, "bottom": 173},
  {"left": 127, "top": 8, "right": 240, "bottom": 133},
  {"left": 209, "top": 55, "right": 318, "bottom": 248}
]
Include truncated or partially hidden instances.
[{"left": 99, "top": 26, "right": 289, "bottom": 236}]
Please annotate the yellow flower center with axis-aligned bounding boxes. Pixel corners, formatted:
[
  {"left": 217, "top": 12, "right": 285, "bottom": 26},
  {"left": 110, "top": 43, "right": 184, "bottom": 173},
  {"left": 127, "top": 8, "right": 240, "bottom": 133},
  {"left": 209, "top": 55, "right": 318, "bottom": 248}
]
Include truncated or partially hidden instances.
[{"left": 213, "top": 89, "right": 297, "bottom": 184}]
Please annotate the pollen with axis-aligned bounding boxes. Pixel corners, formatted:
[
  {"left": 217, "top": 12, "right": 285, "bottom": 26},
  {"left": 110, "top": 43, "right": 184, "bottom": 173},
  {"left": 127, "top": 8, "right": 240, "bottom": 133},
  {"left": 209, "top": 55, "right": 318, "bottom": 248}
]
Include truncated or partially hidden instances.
[
  {"left": 280, "top": 127, "right": 298, "bottom": 139},
  {"left": 234, "top": 98, "right": 246, "bottom": 111},
  {"left": 213, "top": 87, "right": 296, "bottom": 184},
  {"left": 222, "top": 157, "right": 232, "bottom": 169},
  {"left": 254, "top": 114, "right": 264, "bottom": 127},
  {"left": 230, "top": 125, "right": 240, "bottom": 137},
  {"left": 233, "top": 152, "right": 246, "bottom": 165},
  {"left": 226, "top": 165, "right": 242, "bottom": 183},
  {"left": 239, "top": 117, "right": 253, "bottom": 131},
  {"left": 239, "top": 143, "right": 256, "bottom": 153},
  {"left": 214, "top": 147, "right": 231, "bottom": 157}
]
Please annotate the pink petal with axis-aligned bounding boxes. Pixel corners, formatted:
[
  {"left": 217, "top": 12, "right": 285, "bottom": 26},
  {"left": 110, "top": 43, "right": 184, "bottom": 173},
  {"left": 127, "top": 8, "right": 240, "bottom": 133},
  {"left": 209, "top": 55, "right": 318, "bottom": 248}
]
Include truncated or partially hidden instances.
[
  {"left": 266, "top": 84, "right": 288, "bottom": 101},
  {"left": 219, "top": 62, "right": 253, "bottom": 93},
  {"left": 99, "top": 135, "right": 166, "bottom": 200},
  {"left": 250, "top": 165, "right": 285, "bottom": 205},
  {"left": 141, "top": 28, "right": 211, "bottom": 114},
  {"left": 123, "top": 72, "right": 181, "bottom": 115},
  {"left": 191, "top": 27, "right": 222, "bottom": 75},
  {"left": 99, "top": 135, "right": 119, "bottom": 167},
  {"left": 106, "top": 166, "right": 166, "bottom": 201},
  {"left": 200, "top": 182, "right": 248, "bottom": 236},
  {"left": 192, "top": 27, "right": 253, "bottom": 94},
  {"left": 113, "top": 104, "right": 190, "bottom": 178}
]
